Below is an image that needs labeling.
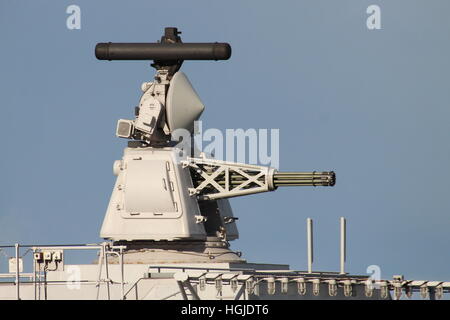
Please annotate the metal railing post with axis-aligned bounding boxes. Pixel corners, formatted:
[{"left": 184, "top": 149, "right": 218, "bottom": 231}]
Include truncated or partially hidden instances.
[
  {"left": 120, "top": 247, "right": 125, "bottom": 300},
  {"left": 307, "top": 218, "right": 313, "bottom": 273},
  {"left": 15, "top": 243, "right": 20, "bottom": 300},
  {"left": 340, "top": 217, "right": 346, "bottom": 275},
  {"left": 102, "top": 243, "right": 111, "bottom": 300}
]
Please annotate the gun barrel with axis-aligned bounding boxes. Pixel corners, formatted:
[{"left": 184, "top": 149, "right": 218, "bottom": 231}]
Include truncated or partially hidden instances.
[
  {"left": 188, "top": 158, "right": 335, "bottom": 200},
  {"left": 200, "top": 171, "right": 335, "bottom": 188},
  {"left": 95, "top": 43, "right": 232, "bottom": 61},
  {"left": 273, "top": 171, "right": 335, "bottom": 187}
]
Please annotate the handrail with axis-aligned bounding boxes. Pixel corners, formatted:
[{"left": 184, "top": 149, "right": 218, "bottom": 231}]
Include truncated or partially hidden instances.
[{"left": 0, "top": 242, "right": 125, "bottom": 300}]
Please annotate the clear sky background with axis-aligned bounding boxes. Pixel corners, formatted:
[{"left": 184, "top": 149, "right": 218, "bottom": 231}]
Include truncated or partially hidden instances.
[{"left": 0, "top": 0, "right": 449, "bottom": 282}]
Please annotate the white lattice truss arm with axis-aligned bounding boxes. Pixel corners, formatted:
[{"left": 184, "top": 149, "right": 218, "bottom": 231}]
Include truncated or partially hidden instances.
[{"left": 182, "top": 156, "right": 276, "bottom": 200}]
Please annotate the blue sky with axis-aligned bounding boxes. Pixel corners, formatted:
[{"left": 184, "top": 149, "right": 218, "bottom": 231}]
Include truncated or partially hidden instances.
[{"left": 0, "top": 0, "right": 449, "bottom": 282}]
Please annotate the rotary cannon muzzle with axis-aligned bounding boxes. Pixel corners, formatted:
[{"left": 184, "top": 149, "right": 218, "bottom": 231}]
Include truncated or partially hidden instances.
[
  {"left": 95, "top": 42, "right": 232, "bottom": 61},
  {"left": 273, "top": 171, "right": 336, "bottom": 187}
]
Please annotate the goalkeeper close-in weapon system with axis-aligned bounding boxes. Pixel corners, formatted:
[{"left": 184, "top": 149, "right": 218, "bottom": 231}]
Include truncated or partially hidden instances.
[{"left": 97, "top": 28, "right": 335, "bottom": 261}]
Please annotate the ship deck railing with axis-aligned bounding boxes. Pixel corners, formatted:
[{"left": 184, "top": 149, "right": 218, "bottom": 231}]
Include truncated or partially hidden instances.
[{"left": 0, "top": 243, "right": 449, "bottom": 300}]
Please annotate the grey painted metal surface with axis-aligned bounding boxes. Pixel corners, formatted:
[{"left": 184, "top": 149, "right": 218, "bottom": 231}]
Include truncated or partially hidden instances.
[{"left": 1, "top": 243, "right": 449, "bottom": 300}]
